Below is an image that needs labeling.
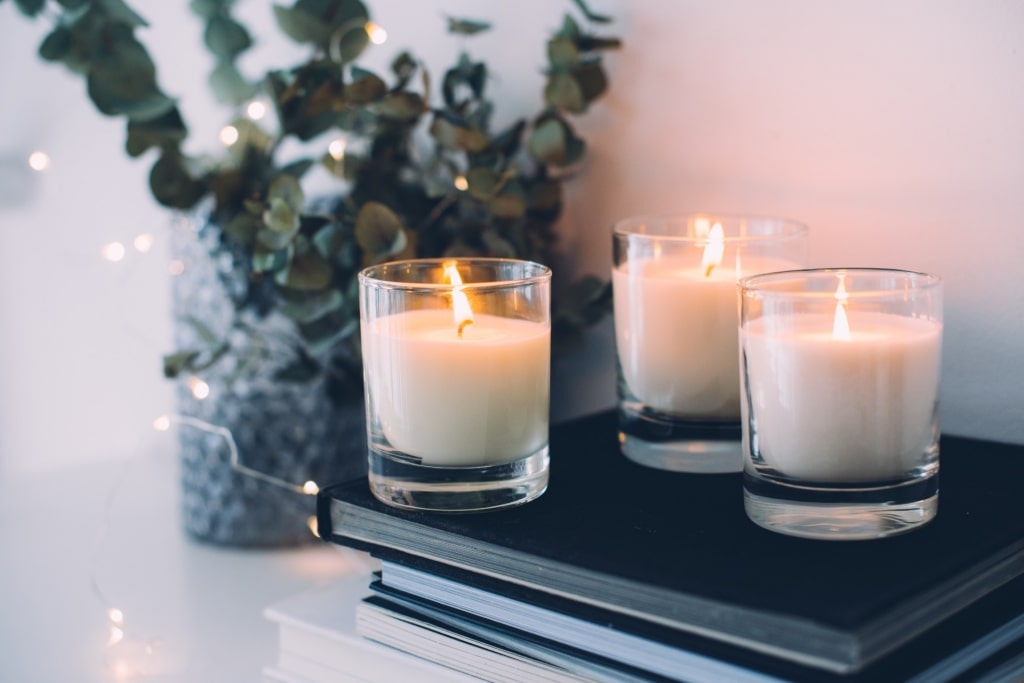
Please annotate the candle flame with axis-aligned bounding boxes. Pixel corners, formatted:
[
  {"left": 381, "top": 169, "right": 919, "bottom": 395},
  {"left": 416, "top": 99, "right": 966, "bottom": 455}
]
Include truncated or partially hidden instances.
[
  {"left": 701, "top": 222, "right": 725, "bottom": 277},
  {"left": 832, "top": 275, "right": 851, "bottom": 340},
  {"left": 695, "top": 216, "right": 711, "bottom": 238},
  {"left": 444, "top": 263, "right": 474, "bottom": 338}
]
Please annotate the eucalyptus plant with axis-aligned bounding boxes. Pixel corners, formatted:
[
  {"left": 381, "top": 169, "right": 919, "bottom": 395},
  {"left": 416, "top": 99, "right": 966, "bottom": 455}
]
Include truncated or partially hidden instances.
[{"left": 10, "top": 0, "right": 620, "bottom": 403}]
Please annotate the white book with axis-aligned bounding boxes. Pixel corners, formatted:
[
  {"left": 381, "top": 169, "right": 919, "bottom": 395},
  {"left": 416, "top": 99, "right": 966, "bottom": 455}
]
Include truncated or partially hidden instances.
[
  {"left": 262, "top": 573, "right": 479, "bottom": 683},
  {"left": 355, "top": 598, "right": 599, "bottom": 683}
]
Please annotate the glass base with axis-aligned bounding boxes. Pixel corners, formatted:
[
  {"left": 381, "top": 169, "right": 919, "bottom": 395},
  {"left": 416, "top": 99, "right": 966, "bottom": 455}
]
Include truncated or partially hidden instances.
[
  {"left": 618, "top": 405, "right": 742, "bottom": 473},
  {"left": 368, "top": 446, "right": 549, "bottom": 513},
  {"left": 743, "top": 473, "right": 939, "bottom": 540}
]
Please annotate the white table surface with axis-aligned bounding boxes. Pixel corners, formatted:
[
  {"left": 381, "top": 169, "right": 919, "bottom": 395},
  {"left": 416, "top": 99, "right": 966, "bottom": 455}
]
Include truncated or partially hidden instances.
[{"left": 0, "top": 446, "right": 377, "bottom": 682}]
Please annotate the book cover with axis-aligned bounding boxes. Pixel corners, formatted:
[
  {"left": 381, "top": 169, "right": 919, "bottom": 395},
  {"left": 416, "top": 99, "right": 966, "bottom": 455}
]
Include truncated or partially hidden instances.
[
  {"left": 356, "top": 596, "right": 601, "bottom": 683},
  {"left": 317, "top": 410, "right": 1024, "bottom": 672},
  {"left": 371, "top": 567, "right": 1024, "bottom": 683},
  {"left": 262, "top": 573, "right": 479, "bottom": 683}
]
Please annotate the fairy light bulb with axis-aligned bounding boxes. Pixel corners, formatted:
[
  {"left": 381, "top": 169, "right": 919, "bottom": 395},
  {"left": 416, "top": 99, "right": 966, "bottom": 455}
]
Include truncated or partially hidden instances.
[
  {"left": 246, "top": 100, "right": 267, "bottom": 120},
  {"left": 28, "top": 150, "right": 51, "bottom": 171},
  {"left": 187, "top": 376, "right": 210, "bottom": 400},
  {"left": 302, "top": 480, "right": 319, "bottom": 495},
  {"left": 454, "top": 175, "right": 468, "bottom": 191},
  {"left": 328, "top": 138, "right": 346, "bottom": 161},
  {"left": 152, "top": 415, "right": 171, "bottom": 432},
  {"left": 102, "top": 242, "right": 126, "bottom": 262},
  {"left": 219, "top": 125, "right": 240, "bottom": 146},
  {"left": 133, "top": 233, "right": 154, "bottom": 253},
  {"left": 168, "top": 260, "right": 185, "bottom": 276},
  {"left": 365, "top": 21, "right": 387, "bottom": 45}
]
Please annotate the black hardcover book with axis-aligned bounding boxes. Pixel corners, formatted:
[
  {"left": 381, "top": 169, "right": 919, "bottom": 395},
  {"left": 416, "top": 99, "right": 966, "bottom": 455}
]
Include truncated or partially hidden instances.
[
  {"left": 317, "top": 410, "right": 1024, "bottom": 673},
  {"left": 367, "top": 573, "right": 1024, "bottom": 683}
]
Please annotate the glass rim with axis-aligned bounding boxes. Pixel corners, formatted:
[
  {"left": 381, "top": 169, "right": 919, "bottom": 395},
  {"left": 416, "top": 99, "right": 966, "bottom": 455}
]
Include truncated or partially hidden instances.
[
  {"left": 612, "top": 212, "right": 809, "bottom": 244},
  {"left": 358, "top": 257, "right": 552, "bottom": 292},
  {"left": 739, "top": 267, "right": 943, "bottom": 300}
]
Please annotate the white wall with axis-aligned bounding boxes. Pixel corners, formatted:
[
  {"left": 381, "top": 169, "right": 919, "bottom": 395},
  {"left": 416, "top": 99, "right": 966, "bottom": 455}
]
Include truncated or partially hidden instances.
[{"left": 0, "top": 0, "right": 1020, "bottom": 476}]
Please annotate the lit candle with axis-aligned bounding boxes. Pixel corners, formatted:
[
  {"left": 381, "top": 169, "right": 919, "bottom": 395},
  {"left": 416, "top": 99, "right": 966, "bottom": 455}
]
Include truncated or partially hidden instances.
[
  {"left": 362, "top": 262, "right": 550, "bottom": 466},
  {"left": 741, "top": 280, "right": 943, "bottom": 482},
  {"left": 613, "top": 222, "right": 797, "bottom": 418}
]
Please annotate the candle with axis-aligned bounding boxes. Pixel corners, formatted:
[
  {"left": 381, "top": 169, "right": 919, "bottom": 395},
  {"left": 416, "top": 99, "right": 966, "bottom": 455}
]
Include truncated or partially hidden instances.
[
  {"left": 738, "top": 268, "right": 943, "bottom": 539},
  {"left": 613, "top": 254, "right": 796, "bottom": 418},
  {"left": 742, "top": 310, "right": 942, "bottom": 482},
  {"left": 612, "top": 214, "right": 808, "bottom": 474},
  {"left": 363, "top": 309, "right": 550, "bottom": 466},
  {"left": 359, "top": 258, "right": 552, "bottom": 511}
]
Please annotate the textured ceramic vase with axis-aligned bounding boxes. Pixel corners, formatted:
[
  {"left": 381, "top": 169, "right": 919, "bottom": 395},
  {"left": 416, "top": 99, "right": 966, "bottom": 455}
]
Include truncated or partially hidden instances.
[{"left": 170, "top": 214, "right": 366, "bottom": 547}]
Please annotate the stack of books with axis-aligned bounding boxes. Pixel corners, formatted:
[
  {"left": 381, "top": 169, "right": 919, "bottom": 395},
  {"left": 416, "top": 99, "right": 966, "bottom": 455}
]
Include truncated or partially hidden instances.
[{"left": 267, "top": 410, "right": 1024, "bottom": 682}]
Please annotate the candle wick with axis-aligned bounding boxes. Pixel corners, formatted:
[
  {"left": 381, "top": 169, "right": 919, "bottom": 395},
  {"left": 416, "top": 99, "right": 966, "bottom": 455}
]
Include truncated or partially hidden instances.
[
  {"left": 704, "top": 264, "right": 716, "bottom": 277},
  {"left": 458, "top": 319, "right": 473, "bottom": 338}
]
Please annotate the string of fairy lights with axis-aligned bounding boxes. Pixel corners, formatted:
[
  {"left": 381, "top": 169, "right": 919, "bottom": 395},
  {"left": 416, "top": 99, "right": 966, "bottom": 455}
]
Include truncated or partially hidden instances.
[{"left": 23, "top": 20, "right": 391, "bottom": 679}]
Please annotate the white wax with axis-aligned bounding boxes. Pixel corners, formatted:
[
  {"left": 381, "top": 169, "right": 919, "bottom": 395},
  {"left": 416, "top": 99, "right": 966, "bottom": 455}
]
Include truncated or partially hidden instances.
[
  {"left": 613, "top": 257, "right": 794, "bottom": 418},
  {"left": 364, "top": 309, "right": 550, "bottom": 466},
  {"left": 742, "top": 312, "right": 942, "bottom": 482}
]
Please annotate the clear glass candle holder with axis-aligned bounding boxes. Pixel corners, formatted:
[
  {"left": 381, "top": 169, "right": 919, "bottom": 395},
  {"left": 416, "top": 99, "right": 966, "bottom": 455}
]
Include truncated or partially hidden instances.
[
  {"left": 612, "top": 214, "right": 808, "bottom": 473},
  {"left": 739, "top": 268, "right": 943, "bottom": 540},
  {"left": 359, "top": 258, "right": 551, "bottom": 512}
]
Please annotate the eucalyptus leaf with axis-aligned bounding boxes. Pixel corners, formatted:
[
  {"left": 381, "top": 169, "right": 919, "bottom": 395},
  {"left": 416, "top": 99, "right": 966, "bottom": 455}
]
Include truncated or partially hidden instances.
[
  {"left": 490, "top": 120, "right": 526, "bottom": 158},
  {"left": 14, "top": 0, "right": 43, "bottom": 15},
  {"left": 527, "top": 116, "right": 568, "bottom": 165},
  {"left": 571, "top": 0, "right": 612, "bottom": 24},
  {"left": 149, "top": 151, "right": 204, "bottom": 209},
  {"left": 208, "top": 59, "right": 257, "bottom": 105},
  {"left": 544, "top": 71, "right": 585, "bottom": 113},
  {"left": 262, "top": 197, "right": 300, "bottom": 235},
  {"left": 125, "top": 106, "right": 188, "bottom": 157},
  {"left": 547, "top": 37, "right": 579, "bottom": 69},
  {"left": 313, "top": 223, "right": 345, "bottom": 259},
  {"left": 430, "top": 114, "right": 488, "bottom": 152},
  {"left": 275, "top": 250, "right": 332, "bottom": 290},
  {"left": 162, "top": 350, "right": 200, "bottom": 378},
  {"left": 252, "top": 244, "right": 292, "bottom": 272},
  {"left": 321, "top": 152, "right": 344, "bottom": 178},
  {"left": 572, "top": 59, "right": 608, "bottom": 104},
  {"left": 221, "top": 212, "right": 261, "bottom": 245},
  {"left": 267, "top": 174, "right": 304, "bottom": 212},
  {"left": 344, "top": 71, "right": 386, "bottom": 105},
  {"left": 185, "top": 314, "right": 221, "bottom": 346},
  {"left": 447, "top": 17, "right": 491, "bottom": 36},
  {"left": 355, "top": 201, "right": 403, "bottom": 254},
  {"left": 465, "top": 167, "right": 497, "bottom": 200},
  {"left": 333, "top": 23, "right": 369, "bottom": 64},
  {"left": 557, "top": 14, "right": 581, "bottom": 41},
  {"left": 376, "top": 92, "right": 426, "bottom": 121},
  {"left": 273, "top": 4, "right": 331, "bottom": 47},
  {"left": 39, "top": 27, "right": 73, "bottom": 62},
  {"left": 577, "top": 34, "right": 622, "bottom": 52},
  {"left": 189, "top": 0, "right": 226, "bottom": 20},
  {"left": 390, "top": 51, "right": 417, "bottom": 85},
  {"left": 86, "top": 34, "right": 174, "bottom": 120},
  {"left": 96, "top": 0, "right": 149, "bottom": 28},
  {"left": 278, "top": 288, "right": 344, "bottom": 324},
  {"left": 56, "top": 0, "right": 89, "bottom": 8},
  {"left": 490, "top": 182, "right": 527, "bottom": 219},
  {"left": 204, "top": 15, "right": 251, "bottom": 58}
]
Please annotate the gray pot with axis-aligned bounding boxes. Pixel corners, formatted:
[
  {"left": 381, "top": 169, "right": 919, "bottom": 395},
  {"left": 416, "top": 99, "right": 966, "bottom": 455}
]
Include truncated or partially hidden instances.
[{"left": 170, "top": 213, "right": 367, "bottom": 547}]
